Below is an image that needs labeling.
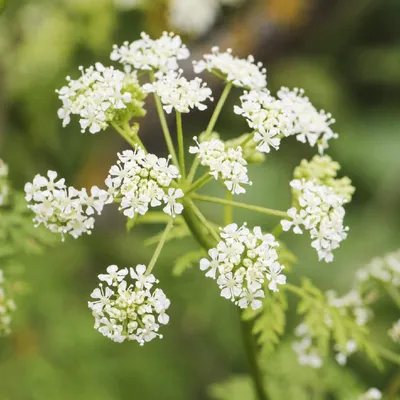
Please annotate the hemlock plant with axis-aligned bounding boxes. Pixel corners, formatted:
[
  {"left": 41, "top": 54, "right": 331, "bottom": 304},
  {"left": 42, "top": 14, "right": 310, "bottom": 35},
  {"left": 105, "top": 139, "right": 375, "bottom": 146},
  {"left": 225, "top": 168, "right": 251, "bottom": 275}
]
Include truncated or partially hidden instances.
[{"left": 17, "top": 32, "right": 399, "bottom": 400}]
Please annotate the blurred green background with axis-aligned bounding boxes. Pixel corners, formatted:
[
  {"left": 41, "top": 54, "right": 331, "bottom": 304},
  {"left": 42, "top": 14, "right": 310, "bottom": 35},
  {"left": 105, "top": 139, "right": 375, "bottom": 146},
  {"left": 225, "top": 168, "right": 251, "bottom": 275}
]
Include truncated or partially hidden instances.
[{"left": 0, "top": 0, "right": 399, "bottom": 399}]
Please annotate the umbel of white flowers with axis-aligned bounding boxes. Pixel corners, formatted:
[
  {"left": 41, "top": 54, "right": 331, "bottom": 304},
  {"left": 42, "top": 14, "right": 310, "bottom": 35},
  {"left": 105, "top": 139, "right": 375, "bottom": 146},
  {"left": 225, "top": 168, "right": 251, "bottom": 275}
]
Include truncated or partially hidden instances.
[
  {"left": 200, "top": 223, "right": 286, "bottom": 310},
  {"left": 24, "top": 31, "right": 354, "bottom": 346},
  {"left": 88, "top": 264, "right": 170, "bottom": 345}
]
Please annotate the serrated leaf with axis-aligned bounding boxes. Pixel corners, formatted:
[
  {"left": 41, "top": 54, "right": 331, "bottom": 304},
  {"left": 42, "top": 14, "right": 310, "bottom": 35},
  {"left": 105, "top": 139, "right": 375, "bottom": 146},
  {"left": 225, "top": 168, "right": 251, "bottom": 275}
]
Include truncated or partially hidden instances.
[{"left": 172, "top": 249, "right": 205, "bottom": 276}]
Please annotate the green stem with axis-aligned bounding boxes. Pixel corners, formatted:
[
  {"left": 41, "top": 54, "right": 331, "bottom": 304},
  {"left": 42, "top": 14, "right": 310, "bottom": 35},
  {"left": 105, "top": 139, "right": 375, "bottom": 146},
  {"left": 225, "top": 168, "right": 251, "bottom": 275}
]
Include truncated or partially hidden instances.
[
  {"left": 239, "top": 132, "right": 255, "bottom": 148},
  {"left": 192, "top": 194, "right": 289, "bottom": 218},
  {"left": 150, "top": 73, "right": 179, "bottom": 167},
  {"left": 111, "top": 122, "right": 138, "bottom": 149},
  {"left": 375, "top": 345, "right": 400, "bottom": 366},
  {"left": 146, "top": 220, "right": 174, "bottom": 276},
  {"left": 123, "top": 121, "right": 146, "bottom": 151},
  {"left": 181, "top": 199, "right": 218, "bottom": 249},
  {"left": 225, "top": 191, "right": 233, "bottom": 226},
  {"left": 187, "top": 82, "right": 233, "bottom": 183},
  {"left": 190, "top": 203, "right": 220, "bottom": 243},
  {"left": 186, "top": 173, "right": 213, "bottom": 194},
  {"left": 238, "top": 311, "right": 268, "bottom": 400},
  {"left": 176, "top": 111, "right": 185, "bottom": 179}
]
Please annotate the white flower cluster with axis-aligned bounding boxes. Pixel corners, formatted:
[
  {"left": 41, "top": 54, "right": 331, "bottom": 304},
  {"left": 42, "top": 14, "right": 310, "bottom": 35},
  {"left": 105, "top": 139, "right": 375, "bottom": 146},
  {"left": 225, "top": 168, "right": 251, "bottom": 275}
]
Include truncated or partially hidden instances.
[
  {"left": 235, "top": 88, "right": 337, "bottom": 154},
  {"left": 281, "top": 179, "right": 349, "bottom": 262},
  {"left": 88, "top": 264, "right": 170, "bottom": 345},
  {"left": 111, "top": 32, "right": 190, "bottom": 72},
  {"left": 199, "top": 223, "right": 286, "bottom": 310},
  {"left": 234, "top": 90, "right": 294, "bottom": 153},
  {"left": 0, "top": 269, "right": 16, "bottom": 336},
  {"left": 277, "top": 87, "right": 338, "bottom": 154},
  {"left": 0, "top": 159, "right": 9, "bottom": 206},
  {"left": 193, "top": 47, "right": 267, "bottom": 90},
  {"left": 356, "top": 249, "right": 400, "bottom": 287},
  {"left": 143, "top": 70, "right": 213, "bottom": 114},
  {"left": 57, "top": 63, "right": 143, "bottom": 134},
  {"left": 292, "top": 323, "right": 323, "bottom": 368},
  {"left": 106, "top": 147, "right": 184, "bottom": 218},
  {"left": 25, "top": 171, "right": 109, "bottom": 240},
  {"left": 389, "top": 319, "right": 400, "bottom": 343},
  {"left": 189, "top": 137, "right": 251, "bottom": 194},
  {"left": 359, "top": 388, "right": 382, "bottom": 400},
  {"left": 334, "top": 339, "right": 357, "bottom": 366}
]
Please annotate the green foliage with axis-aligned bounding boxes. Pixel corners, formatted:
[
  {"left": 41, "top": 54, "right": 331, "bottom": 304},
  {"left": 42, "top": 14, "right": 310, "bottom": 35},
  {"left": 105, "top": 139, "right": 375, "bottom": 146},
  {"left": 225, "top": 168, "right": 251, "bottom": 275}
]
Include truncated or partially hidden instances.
[
  {"left": 296, "top": 279, "right": 381, "bottom": 367},
  {"left": 210, "top": 344, "right": 366, "bottom": 400},
  {"left": 172, "top": 249, "right": 205, "bottom": 276},
  {"left": 0, "top": 193, "right": 55, "bottom": 263},
  {"left": 243, "top": 291, "right": 288, "bottom": 357},
  {"left": 209, "top": 375, "right": 256, "bottom": 400}
]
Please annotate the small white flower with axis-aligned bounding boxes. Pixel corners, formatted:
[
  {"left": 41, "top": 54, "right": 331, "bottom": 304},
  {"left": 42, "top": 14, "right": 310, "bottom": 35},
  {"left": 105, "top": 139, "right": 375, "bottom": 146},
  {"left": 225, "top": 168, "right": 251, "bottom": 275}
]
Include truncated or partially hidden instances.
[
  {"left": 162, "top": 188, "right": 184, "bottom": 217},
  {"left": 0, "top": 269, "right": 16, "bottom": 336},
  {"left": 389, "top": 319, "right": 400, "bottom": 343},
  {"left": 266, "top": 262, "right": 286, "bottom": 292},
  {"left": 98, "top": 265, "right": 129, "bottom": 286}
]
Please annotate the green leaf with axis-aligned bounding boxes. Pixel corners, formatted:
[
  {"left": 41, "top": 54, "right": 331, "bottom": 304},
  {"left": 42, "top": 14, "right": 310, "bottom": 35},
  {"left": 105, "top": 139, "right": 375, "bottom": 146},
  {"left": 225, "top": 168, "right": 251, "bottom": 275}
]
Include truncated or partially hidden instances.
[{"left": 172, "top": 249, "right": 205, "bottom": 276}]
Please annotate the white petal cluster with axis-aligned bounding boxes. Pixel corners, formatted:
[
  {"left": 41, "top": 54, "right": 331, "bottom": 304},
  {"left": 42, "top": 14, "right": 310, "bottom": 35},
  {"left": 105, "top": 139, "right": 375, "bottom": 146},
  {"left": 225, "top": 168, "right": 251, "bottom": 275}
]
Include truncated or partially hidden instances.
[
  {"left": 234, "top": 90, "right": 294, "bottom": 153},
  {"left": 25, "top": 171, "right": 109, "bottom": 240},
  {"left": 88, "top": 264, "right": 170, "bottom": 345},
  {"left": 189, "top": 137, "right": 251, "bottom": 194},
  {"left": 110, "top": 32, "right": 190, "bottom": 72},
  {"left": 356, "top": 249, "right": 400, "bottom": 287},
  {"left": 0, "top": 159, "right": 9, "bottom": 206},
  {"left": 389, "top": 319, "right": 400, "bottom": 343},
  {"left": 281, "top": 179, "right": 349, "bottom": 262},
  {"left": 56, "top": 63, "right": 141, "bottom": 134},
  {"left": 0, "top": 269, "right": 16, "bottom": 336},
  {"left": 292, "top": 323, "right": 323, "bottom": 368},
  {"left": 106, "top": 147, "right": 184, "bottom": 218},
  {"left": 199, "top": 223, "right": 286, "bottom": 310},
  {"left": 193, "top": 47, "right": 267, "bottom": 90},
  {"left": 277, "top": 87, "right": 338, "bottom": 154},
  {"left": 359, "top": 388, "right": 382, "bottom": 400},
  {"left": 143, "top": 70, "right": 213, "bottom": 114}
]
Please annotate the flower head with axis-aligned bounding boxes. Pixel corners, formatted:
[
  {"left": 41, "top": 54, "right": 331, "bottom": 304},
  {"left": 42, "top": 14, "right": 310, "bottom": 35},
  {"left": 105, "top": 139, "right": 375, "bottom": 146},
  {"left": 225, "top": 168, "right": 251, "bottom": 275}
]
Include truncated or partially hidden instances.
[
  {"left": 359, "top": 389, "right": 382, "bottom": 400},
  {"left": 56, "top": 63, "right": 146, "bottom": 133},
  {"left": 111, "top": 32, "right": 190, "bottom": 72},
  {"left": 89, "top": 264, "right": 170, "bottom": 345},
  {"left": 25, "top": 171, "right": 110, "bottom": 240},
  {"left": 277, "top": 87, "right": 337, "bottom": 154},
  {"left": 193, "top": 47, "right": 267, "bottom": 90},
  {"left": 143, "top": 70, "right": 213, "bottom": 114},
  {"left": 281, "top": 178, "right": 349, "bottom": 262},
  {"left": 189, "top": 137, "right": 251, "bottom": 194},
  {"left": 199, "top": 223, "right": 285, "bottom": 309},
  {"left": 106, "top": 147, "right": 184, "bottom": 219}
]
